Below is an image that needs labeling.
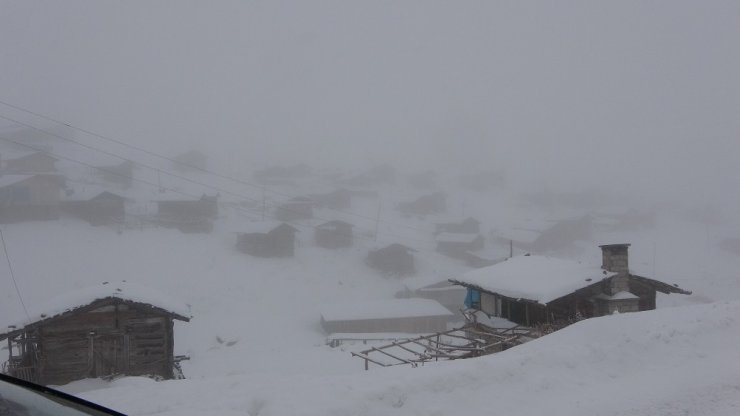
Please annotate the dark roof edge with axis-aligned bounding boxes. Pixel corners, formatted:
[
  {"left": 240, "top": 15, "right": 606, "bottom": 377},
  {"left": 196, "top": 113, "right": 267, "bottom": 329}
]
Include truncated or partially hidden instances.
[{"left": 629, "top": 274, "right": 692, "bottom": 295}]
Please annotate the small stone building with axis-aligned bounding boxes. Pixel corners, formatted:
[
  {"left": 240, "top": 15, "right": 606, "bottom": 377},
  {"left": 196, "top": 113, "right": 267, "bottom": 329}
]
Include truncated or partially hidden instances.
[
  {"left": 0, "top": 174, "right": 66, "bottom": 223},
  {"left": 320, "top": 299, "right": 452, "bottom": 334},
  {"left": 314, "top": 220, "right": 353, "bottom": 249},
  {"left": 367, "top": 244, "right": 416, "bottom": 276},
  {"left": 157, "top": 194, "right": 218, "bottom": 233},
  {"left": 450, "top": 244, "right": 691, "bottom": 327},
  {"left": 236, "top": 222, "right": 299, "bottom": 257},
  {"left": 0, "top": 282, "right": 190, "bottom": 385}
]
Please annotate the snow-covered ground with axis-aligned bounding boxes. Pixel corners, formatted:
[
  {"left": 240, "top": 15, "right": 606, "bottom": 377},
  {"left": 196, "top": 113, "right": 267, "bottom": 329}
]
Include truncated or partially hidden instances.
[{"left": 1, "top": 161, "right": 739, "bottom": 415}]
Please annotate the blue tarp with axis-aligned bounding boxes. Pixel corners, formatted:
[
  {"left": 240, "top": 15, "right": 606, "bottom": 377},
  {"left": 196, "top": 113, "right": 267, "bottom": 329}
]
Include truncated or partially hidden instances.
[{"left": 464, "top": 288, "right": 480, "bottom": 308}]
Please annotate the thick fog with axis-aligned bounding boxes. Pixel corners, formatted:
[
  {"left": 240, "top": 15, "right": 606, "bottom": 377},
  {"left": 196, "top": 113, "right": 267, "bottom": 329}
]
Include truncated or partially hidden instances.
[{"left": 1, "top": 0, "right": 739, "bottom": 206}]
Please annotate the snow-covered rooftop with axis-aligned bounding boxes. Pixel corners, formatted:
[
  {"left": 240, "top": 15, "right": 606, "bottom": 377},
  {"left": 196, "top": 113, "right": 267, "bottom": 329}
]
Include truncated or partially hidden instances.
[
  {"left": 239, "top": 220, "right": 295, "bottom": 234},
  {"left": 452, "top": 255, "right": 614, "bottom": 304},
  {"left": 321, "top": 299, "right": 453, "bottom": 322},
  {"left": 1, "top": 281, "right": 191, "bottom": 334}
]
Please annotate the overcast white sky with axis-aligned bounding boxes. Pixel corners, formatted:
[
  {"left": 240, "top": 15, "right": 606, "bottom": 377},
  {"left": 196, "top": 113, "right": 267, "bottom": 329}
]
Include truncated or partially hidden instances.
[{"left": 0, "top": 1, "right": 738, "bottom": 204}]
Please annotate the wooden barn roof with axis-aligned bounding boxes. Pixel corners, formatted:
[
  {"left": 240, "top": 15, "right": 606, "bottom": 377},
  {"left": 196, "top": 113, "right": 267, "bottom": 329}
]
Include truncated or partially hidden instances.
[{"left": 0, "top": 281, "right": 190, "bottom": 340}]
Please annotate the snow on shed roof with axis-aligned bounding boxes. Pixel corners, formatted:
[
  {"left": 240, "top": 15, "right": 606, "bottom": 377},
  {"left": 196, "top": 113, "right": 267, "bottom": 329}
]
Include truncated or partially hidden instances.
[
  {"left": 1, "top": 281, "right": 191, "bottom": 335},
  {"left": 320, "top": 299, "right": 453, "bottom": 322},
  {"left": 451, "top": 255, "right": 614, "bottom": 304}
]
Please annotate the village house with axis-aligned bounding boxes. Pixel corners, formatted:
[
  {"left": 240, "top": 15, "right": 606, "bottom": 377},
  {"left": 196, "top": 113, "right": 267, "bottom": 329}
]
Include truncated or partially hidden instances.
[
  {"left": 435, "top": 233, "right": 485, "bottom": 255},
  {"left": 397, "top": 192, "right": 446, "bottom": 216},
  {"left": 274, "top": 196, "right": 314, "bottom": 221},
  {"left": 314, "top": 220, "right": 353, "bottom": 249},
  {"left": 320, "top": 299, "right": 453, "bottom": 335},
  {"left": 435, "top": 217, "right": 481, "bottom": 234},
  {"left": 449, "top": 244, "right": 691, "bottom": 327},
  {"left": 2, "top": 152, "right": 58, "bottom": 174},
  {"left": 0, "top": 174, "right": 66, "bottom": 223},
  {"left": 366, "top": 244, "right": 416, "bottom": 276},
  {"left": 0, "top": 282, "right": 190, "bottom": 385},
  {"left": 236, "top": 221, "right": 299, "bottom": 257},
  {"left": 62, "top": 190, "right": 126, "bottom": 226},
  {"left": 157, "top": 194, "right": 218, "bottom": 233}
]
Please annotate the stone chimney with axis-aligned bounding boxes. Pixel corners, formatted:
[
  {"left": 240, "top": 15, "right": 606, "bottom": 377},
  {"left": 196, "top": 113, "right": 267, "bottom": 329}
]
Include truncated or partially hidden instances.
[{"left": 600, "top": 243, "right": 631, "bottom": 295}]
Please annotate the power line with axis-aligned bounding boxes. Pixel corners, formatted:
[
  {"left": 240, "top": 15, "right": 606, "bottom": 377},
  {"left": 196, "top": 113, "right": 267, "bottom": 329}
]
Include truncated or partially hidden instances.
[
  {"left": 0, "top": 112, "right": 437, "bottom": 246},
  {"left": 0, "top": 136, "right": 439, "bottom": 252},
  {"left": 0, "top": 100, "right": 434, "bottom": 235},
  {"left": 0, "top": 228, "right": 30, "bottom": 321}
]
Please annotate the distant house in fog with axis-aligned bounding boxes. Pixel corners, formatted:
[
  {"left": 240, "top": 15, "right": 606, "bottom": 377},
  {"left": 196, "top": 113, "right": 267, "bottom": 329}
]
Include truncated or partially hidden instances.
[
  {"left": 367, "top": 244, "right": 416, "bottom": 276},
  {"left": 94, "top": 160, "right": 134, "bottom": 187},
  {"left": 0, "top": 174, "right": 65, "bottom": 223},
  {"left": 315, "top": 220, "right": 353, "bottom": 249},
  {"left": 275, "top": 196, "right": 314, "bottom": 221},
  {"left": 309, "top": 188, "right": 351, "bottom": 210},
  {"left": 397, "top": 192, "right": 446, "bottom": 216},
  {"left": 435, "top": 233, "right": 485, "bottom": 255},
  {"left": 2, "top": 152, "right": 57, "bottom": 174},
  {"left": 157, "top": 194, "right": 218, "bottom": 233},
  {"left": 172, "top": 150, "right": 207, "bottom": 171},
  {"left": 63, "top": 190, "right": 126, "bottom": 226},
  {"left": 236, "top": 221, "right": 299, "bottom": 257},
  {"left": 435, "top": 217, "right": 481, "bottom": 235}
]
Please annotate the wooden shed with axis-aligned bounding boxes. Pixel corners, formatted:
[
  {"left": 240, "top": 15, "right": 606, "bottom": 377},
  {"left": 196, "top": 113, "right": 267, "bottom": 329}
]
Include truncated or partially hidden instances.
[
  {"left": 320, "top": 299, "right": 452, "bottom": 335},
  {"left": 0, "top": 282, "right": 190, "bottom": 386},
  {"left": 450, "top": 244, "right": 691, "bottom": 328},
  {"left": 366, "top": 244, "right": 416, "bottom": 276},
  {"left": 62, "top": 191, "right": 126, "bottom": 226},
  {"left": 0, "top": 174, "right": 65, "bottom": 223},
  {"left": 314, "top": 220, "right": 353, "bottom": 249},
  {"left": 236, "top": 221, "right": 299, "bottom": 257},
  {"left": 157, "top": 194, "right": 218, "bottom": 233}
]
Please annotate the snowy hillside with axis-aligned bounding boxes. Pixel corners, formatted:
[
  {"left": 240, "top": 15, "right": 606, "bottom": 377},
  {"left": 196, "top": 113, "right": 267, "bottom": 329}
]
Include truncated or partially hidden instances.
[{"left": 64, "top": 301, "right": 740, "bottom": 416}]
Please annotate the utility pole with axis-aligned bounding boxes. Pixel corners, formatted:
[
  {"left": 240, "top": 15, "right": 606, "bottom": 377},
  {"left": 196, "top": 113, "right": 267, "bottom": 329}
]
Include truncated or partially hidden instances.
[
  {"left": 261, "top": 186, "right": 266, "bottom": 221},
  {"left": 374, "top": 201, "right": 382, "bottom": 242}
]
